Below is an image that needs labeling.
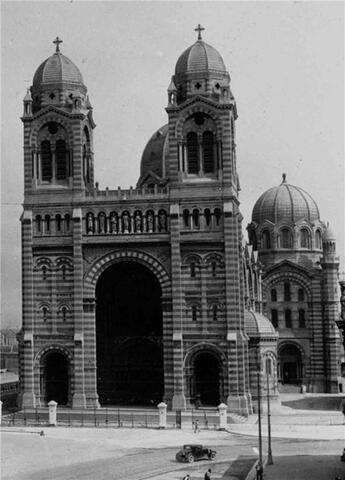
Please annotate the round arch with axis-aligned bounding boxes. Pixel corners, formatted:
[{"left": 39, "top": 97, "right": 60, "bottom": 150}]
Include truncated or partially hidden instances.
[
  {"left": 184, "top": 343, "right": 226, "bottom": 406},
  {"left": 84, "top": 250, "right": 171, "bottom": 297},
  {"left": 175, "top": 105, "right": 223, "bottom": 139},
  {"left": 278, "top": 341, "right": 305, "bottom": 385},
  {"left": 30, "top": 115, "right": 74, "bottom": 145},
  {"left": 263, "top": 271, "right": 312, "bottom": 299}
]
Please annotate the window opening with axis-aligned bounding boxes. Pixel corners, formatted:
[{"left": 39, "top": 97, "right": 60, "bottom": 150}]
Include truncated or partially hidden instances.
[
  {"left": 284, "top": 282, "right": 291, "bottom": 301},
  {"left": 271, "top": 309, "right": 278, "bottom": 328},
  {"left": 56, "top": 140, "right": 67, "bottom": 180},
  {"left": 298, "top": 288, "right": 304, "bottom": 302},
  {"left": 183, "top": 209, "right": 189, "bottom": 228},
  {"left": 190, "top": 263, "right": 196, "bottom": 278},
  {"left": 62, "top": 307, "right": 67, "bottom": 322},
  {"left": 41, "top": 141, "right": 52, "bottom": 181},
  {"left": 212, "top": 304, "right": 218, "bottom": 321},
  {"left": 56, "top": 214, "right": 61, "bottom": 232},
  {"left": 42, "top": 266, "right": 47, "bottom": 281},
  {"left": 262, "top": 230, "right": 271, "bottom": 249},
  {"left": 192, "top": 209, "right": 199, "bottom": 229},
  {"left": 300, "top": 229, "right": 310, "bottom": 248},
  {"left": 281, "top": 228, "right": 292, "bottom": 248},
  {"left": 285, "top": 309, "right": 292, "bottom": 328},
  {"left": 36, "top": 215, "right": 41, "bottom": 233},
  {"left": 214, "top": 208, "right": 221, "bottom": 226},
  {"left": 299, "top": 309, "right": 306, "bottom": 328},
  {"left": 211, "top": 261, "right": 217, "bottom": 277},
  {"left": 61, "top": 265, "right": 66, "bottom": 281},
  {"left": 42, "top": 307, "right": 48, "bottom": 322},
  {"left": 45, "top": 215, "right": 50, "bottom": 232},
  {"left": 186, "top": 132, "right": 198, "bottom": 174},
  {"left": 202, "top": 131, "right": 214, "bottom": 173},
  {"left": 192, "top": 305, "right": 197, "bottom": 321},
  {"left": 204, "top": 209, "right": 211, "bottom": 227},
  {"left": 271, "top": 289, "right": 277, "bottom": 302}
]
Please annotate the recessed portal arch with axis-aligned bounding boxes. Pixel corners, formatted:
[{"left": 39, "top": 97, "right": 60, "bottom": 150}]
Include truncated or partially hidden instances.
[
  {"left": 42, "top": 351, "right": 69, "bottom": 405},
  {"left": 96, "top": 261, "right": 164, "bottom": 405},
  {"left": 279, "top": 343, "right": 303, "bottom": 385}
]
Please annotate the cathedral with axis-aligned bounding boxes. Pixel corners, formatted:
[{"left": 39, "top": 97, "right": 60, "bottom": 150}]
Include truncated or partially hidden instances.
[{"left": 18, "top": 28, "right": 341, "bottom": 414}]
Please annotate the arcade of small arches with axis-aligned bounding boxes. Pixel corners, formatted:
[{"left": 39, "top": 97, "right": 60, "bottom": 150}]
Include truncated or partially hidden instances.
[
  {"left": 256, "top": 226, "right": 323, "bottom": 251},
  {"left": 182, "top": 207, "right": 222, "bottom": 230},
  {"left": 34, "top": 213, "right": 71, "bottom": 235}
]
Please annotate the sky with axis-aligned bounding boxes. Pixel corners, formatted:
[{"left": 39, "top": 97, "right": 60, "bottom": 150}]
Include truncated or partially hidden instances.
[{"left": 1, "top": 1, "right": 344, "bottom": 328}]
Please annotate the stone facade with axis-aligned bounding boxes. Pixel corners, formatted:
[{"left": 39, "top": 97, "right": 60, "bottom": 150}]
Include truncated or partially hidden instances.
[{"left": 19, "top": 32, "right": 282, "bottom": 413}]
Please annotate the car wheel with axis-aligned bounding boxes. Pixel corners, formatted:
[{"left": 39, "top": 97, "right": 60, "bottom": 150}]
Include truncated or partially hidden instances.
[{"left": 187, "top": 454, "right": 194, "bottom": 463}]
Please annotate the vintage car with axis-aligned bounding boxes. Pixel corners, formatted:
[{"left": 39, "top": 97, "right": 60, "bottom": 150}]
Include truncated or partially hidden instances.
[{"left": 175, "top": 444, "right": 217, "bottom": 463}]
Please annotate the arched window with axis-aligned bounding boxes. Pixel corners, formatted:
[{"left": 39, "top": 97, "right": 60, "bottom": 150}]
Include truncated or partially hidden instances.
[
  {"left": 204, "top": 208, "right": 211, "bottom": 227},
  {"left": 61, "top": 265, "right": 66, "bottom": 281},
  {"left": 42, "top": 306, "right": 48, "bottom": 322},
  {"left": 183, "top": 209, "right": 190, "bottom": 228},
  {"left": 298, "top": 288, "right": 305, "bottom": 302},
  {"left": 202, "top": 131, "right": 215, "bottom": 173},
  {"left": 190, "top": 263, "right": 196, "bottom": 278},
  {"left": 271, "top": 309, "right": 278, "bottom": 328},
  {"left": 300, "top": 228, "right": 310, "bottom": 248},
  {"left": 41, "top": 140, "right": 52, "bottom": 181},
  {"left": 42, "top": 266, "right": 47, "bottom": 281},
  {"left": 186, "top": 132, "right": 198, "bottom": 174},
  {"left": 64, "top": 214, "right": 70, "bottom": 232},
  {"left": 298, "top": 309, "right": 306, "bottom": 328},
  {"left": 271, "top": 289, "right": 277, "bottom": 302},
  {"left": 45, "top": 215, "right": 51, "bottom": 233},
  {"left": 35, "top": 215, "right": 41, "bottom": 233},
  {"left": 266, "top": 357, "right": 273, "bottom": 375},
  {"left": 280, "top": 228, "right": 292, "bottom": 248},
  {"left": 61, "top": 306, "right": 67, "bottom": 322},
  {"left": 316, "top": 230, "right": 322, "bottom": 249},
  {"left": 56, "top": 139, "right": 67, "bottom": 180},
  {"left": 262, "top": 230, "right": 271, "bottom": 249},
  {"left": 56, "top": 214, "right": 61, "bottom": 232},
  {"left": 214, "top": 208, "right": 221, "bottom": 227},
  {"left": 284, "top": 282, "right": 291, "bottom": 301},
  {"left": 192, "top": 305, "right": 197, "bottom": 321},
  {"left": 285, "top": 309, "right": 292, "bottom": 328},
  {"left": 211, "top": 261, "right": 217, "bottom": 277},
  {"left": 212, "top": 304, "right": 218, "bottom": 321},
  {"left": 192, "top": 209, "right": 199, "bottom": 229}
]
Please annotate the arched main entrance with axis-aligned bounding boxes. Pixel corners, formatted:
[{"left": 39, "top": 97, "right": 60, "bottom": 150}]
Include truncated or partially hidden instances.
[
  {"left": 96, "top": 261, "right": 164, "bottom": 405},
  {"left": 193, "top": 352, "right": 221, "bottom": 406},
  {"left": 279, "top": 344, "right": 302, "bottom": 385},
  {"left": 43, "top": 352, "right": 69, "bottom": 405}
]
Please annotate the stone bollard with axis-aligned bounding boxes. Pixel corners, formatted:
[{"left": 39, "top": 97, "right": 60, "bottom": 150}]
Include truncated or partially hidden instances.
[
  {"left": 218, "top": 403, "right": 228, "bottom": 430},
  {"left": 0, "top": 400, "right": 2, "bottom": 426},
  {"left": 157, "top": 402, "right": 167, "bottom": 429},
  {"left": 48, "top": 400, "right": 58, "bottom": 426}
]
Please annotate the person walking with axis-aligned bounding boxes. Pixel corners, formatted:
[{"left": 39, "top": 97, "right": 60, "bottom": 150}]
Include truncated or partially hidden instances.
[
  {"left": 194, "top": 419, "right": 200, "bottom": 433},
  {"left": 204, "top": 468, "right": 211, "bottom": 480}
]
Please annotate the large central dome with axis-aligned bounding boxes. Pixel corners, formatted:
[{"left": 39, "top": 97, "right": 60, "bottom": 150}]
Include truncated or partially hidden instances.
[{"left": 252, "top": 175, "right": 320, "bottom": 225}]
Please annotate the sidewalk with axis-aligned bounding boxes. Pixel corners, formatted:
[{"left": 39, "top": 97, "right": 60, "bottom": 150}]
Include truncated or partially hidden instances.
[{"left": 263, "top": 455, "right": 345, "bottom": 480}]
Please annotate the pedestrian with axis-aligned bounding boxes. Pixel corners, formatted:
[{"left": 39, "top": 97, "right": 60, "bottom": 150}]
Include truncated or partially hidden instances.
[
  {"left": 256, "top": 464, "right": 263, "bottom": 480},
  {"left": 194, "top": 419, "right": 200, "bottom": 433},
  {"left": 204, "top": 468, "right": 211, "bottom": 480}
]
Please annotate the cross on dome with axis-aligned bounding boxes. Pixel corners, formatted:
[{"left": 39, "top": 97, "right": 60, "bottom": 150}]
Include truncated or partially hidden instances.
[
  {"left": 282, "top": 173, "right": 287, "bottom": 183},
  {"left": 194, "top": 24, "right": 205, "bottom": 41},
  {"left": 53, "top": 36, "right": 63, "bottom": 53}
]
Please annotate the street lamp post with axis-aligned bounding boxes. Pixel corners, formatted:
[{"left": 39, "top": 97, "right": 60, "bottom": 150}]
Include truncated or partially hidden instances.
[
  {"left": 257, "top": 368, "right": 263, "bottom": 475},
  {"left": 266, "top": 359, "right": 273, "bottom": 465}
]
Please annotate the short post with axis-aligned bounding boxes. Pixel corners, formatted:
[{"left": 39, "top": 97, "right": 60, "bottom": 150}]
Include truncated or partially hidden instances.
[
  {"left": 0, "top": 400, "right": 2, "bottom": 425},
  {"left": 157, "top": 402, "right": 167, "bottom": 429},
  {"left": 218, "top": 403, "right": 228, "bottom": 430},
  {"left": 48, "top": 400, "right": 57, "bottom": 426}
]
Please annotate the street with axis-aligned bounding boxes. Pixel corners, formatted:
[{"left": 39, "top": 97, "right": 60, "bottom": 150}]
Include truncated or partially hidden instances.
[{"left": 2, "top": 427, "right": 345, "bottom": 480}]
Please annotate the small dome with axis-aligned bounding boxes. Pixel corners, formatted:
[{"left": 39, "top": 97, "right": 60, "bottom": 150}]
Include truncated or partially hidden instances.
[
  {"left": 323, "top": 223, "right": 336, "bottom": 241},
  {"left": 252, "top": 175, "right": 320, "bottom": 225},
  {"left": 244, "top": 310, "right": 278, "bottom": 337},
  {"left": 33, "top": 52, "right": 85, "bottom": 91},
  {"left": 138, "top": 125, "right": 169, "bottom": 184},
  {"left": 175, "top": 40, "right": 226, "bottom": 76}
]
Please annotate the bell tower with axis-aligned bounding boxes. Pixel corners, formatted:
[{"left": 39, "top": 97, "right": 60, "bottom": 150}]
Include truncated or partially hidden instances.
[{"left": 22, "top": 37, "right": 95, "bottom": 198}]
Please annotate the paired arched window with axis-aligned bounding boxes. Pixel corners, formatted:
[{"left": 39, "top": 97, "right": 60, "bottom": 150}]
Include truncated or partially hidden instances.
[
  {"left": 202, "top": 131, "right": 215, "bottom": 173},
  {"left": 41, "top": 140, "right": 52, "bottom": 181},
  {"left": 300, "top": 228, "right": 311, "bottom": 249},
  {"left": 37, "top": 123, "right": 70, "bottom": 183}
]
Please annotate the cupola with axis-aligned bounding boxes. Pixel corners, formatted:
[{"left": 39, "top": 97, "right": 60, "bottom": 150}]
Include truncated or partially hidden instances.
[
  {"left": 31, "top": 37, "right": 88, "bottom": 113},
  {"left": 170, "top": 25, "right": 233, "bottom": 105}
]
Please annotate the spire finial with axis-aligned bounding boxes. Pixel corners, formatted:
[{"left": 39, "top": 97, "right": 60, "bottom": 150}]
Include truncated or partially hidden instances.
[
  {"left": 282, "top": 173, "right": 287, "bottom": 183},
  {"left": 53, "top": 36, "right": 63, "bottom": 53},
  {"left": 194, "top": 24, "right": 205, "bottom": 41}
]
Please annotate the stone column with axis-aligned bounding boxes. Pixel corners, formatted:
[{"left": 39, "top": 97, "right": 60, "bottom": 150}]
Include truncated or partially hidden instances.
[
  {"left": 72, "top": 208, "right": 86, "bottom": 408},
  {"left": 170, "top": 204, "right": 186, "bottom": 410},
  {"left": 83, "top": 297, "right": 100, "bottom": 408},
  {"left": 21, "top": 210, "right": 36, "bottom": 408}
]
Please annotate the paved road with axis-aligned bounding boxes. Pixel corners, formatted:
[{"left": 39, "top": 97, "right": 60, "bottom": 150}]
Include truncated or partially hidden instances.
[{"left": 2, "top": 428, "right": 345, "bottom": 480}]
